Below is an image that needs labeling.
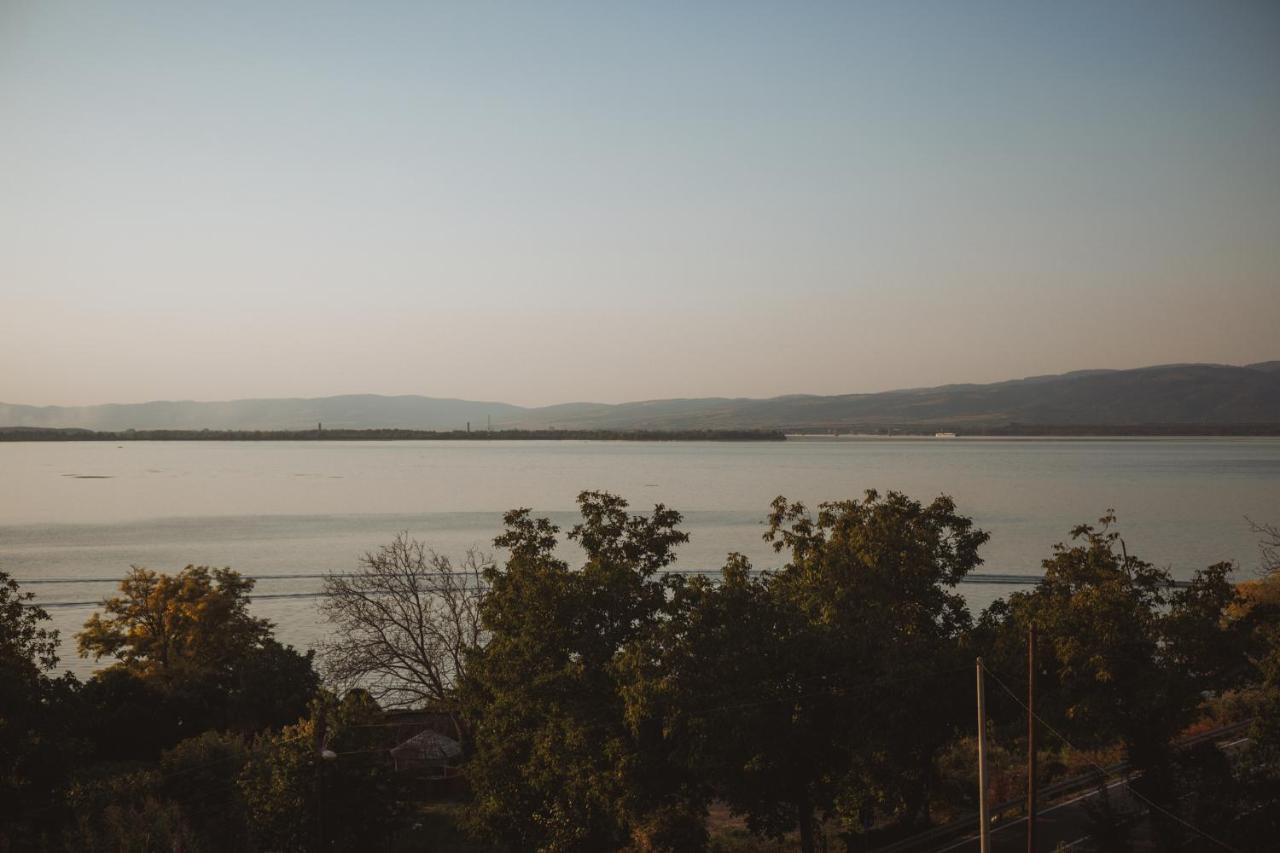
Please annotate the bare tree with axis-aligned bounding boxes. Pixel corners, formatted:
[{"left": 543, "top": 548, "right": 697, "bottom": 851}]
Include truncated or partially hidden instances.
[
  {"left": 319, "top": 534, "right": 488, "bottom": 730},
  {"left": 1250, "top": 517, "right": 1280, "bottom": 574}
]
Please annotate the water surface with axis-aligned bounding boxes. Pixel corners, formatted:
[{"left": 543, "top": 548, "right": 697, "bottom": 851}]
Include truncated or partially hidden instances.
[{"left": 3, "top": 438, "right": 1276, "bottom": 676}]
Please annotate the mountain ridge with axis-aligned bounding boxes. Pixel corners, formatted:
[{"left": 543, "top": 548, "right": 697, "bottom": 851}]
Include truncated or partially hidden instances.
[{"left": 3, "top": 361, "right": 1278, "bottom": 432}]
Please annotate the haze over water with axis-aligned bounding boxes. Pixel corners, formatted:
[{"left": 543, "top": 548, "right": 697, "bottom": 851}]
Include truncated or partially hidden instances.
[{"left": 4, "top": 438, "right": 1277, "bottom": 676}]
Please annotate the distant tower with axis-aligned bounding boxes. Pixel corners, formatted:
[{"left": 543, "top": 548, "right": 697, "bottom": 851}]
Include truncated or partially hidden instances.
[
  {"left": 466, "top": 421, "right": 471, "bottom": 433},
  {"left": 487, "top": 414, "right": 491, "bottom": 432},
  {"left": 317, "top": 422, "right": 322, "bottom": 434}
]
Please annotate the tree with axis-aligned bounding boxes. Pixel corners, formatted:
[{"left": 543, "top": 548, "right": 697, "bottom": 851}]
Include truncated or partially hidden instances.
[
  {"left": 226, "top": 637, "right": 321, "bottom": 734},
  {"left": 77, "top": 665, "right": 183, "bottom": 761},
  {"left": 701, "top": 491, "right": 984, "bottom": 851},
  {"left": 616, "top": 553, "right": 810, "bottom": 848},
  {"left": 78, "top": 565, "right": 272, "bottom": 681},
  {"left": 1, "top": 569, "right": 82, "bottom": 849},
  {"left": 238, "top": 694, "right": 408, "bottom": 852},
  {"left": 462, "top": 492, "right": 690, "bottom": 852},
  {"left": 319, "top": 534, "right": 488, "bottom": 731},
  {"left": 977, "top": 513, "right": 1246, "bottom": 848},
  {"left": 1250, "top": 517, "right": 1280, "bottom": 574},
  {"left": 61, "top": 766, "right": 203, "bottom": 853},
  {"left": 160, "top": 729, "right": 252, "bottom": 850},
  {"left": 77, "top": 565, "right": 317, "bottom": 745},
  {"left": 1216, "top": 519, "right": 1280, "bottom": 846},
  {"left": 1, "top": 568, "right": 61, "bottom": 674}
]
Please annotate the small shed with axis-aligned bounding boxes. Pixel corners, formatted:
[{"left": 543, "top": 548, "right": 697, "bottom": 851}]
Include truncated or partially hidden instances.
[{"left": 389, "top": 729, "right": 463, "bottom": 776}]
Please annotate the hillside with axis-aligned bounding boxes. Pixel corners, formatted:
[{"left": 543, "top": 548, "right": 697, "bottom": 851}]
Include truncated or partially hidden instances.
[
  {"left": 515, "top": 363, "right": 1280, "bottom": 430},
  {"left": 2, "top": 362, "right": 1278, "bottom": 433},
  {"left": 0, "top": 395, "right": 525, "bottom": 432}
]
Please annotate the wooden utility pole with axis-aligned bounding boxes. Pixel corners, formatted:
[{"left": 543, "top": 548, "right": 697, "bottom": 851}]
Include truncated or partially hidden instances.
[
  {"left": 977, "top": 657, "right": 991, "bottom": 853},
  {"left": 1027, "top": 623, "right": 1038, "bottom": 853},
  {"left": 315, "top": 711, "right": 327, "bottom": 850}
]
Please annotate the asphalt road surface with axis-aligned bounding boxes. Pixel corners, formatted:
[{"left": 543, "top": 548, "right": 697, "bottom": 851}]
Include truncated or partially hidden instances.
[
  {"left": 932, "top": 735, "right": 1252, "bottom": 852},
  {"left": 935, "top": 776, "right": 1130, "bottom": 852}
]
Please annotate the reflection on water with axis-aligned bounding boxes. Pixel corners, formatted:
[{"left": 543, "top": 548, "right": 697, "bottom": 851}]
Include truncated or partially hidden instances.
[{"left": 3, "top": 438, "right": 1277, "bottom": 676}]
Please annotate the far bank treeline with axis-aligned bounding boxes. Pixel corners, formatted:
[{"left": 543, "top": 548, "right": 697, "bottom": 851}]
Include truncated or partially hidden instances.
[
  {"left": 0, "top": 427, "right": 787, "bottom": 442},
  {"left": 6, "top": 425, "right": 1280, "bottom": 442},
  {"left": 4, "top": 493, "right": 1280, "bottom": 852}
]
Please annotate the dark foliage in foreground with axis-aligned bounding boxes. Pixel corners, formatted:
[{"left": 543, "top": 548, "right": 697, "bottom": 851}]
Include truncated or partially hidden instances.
[{"left": 3, "top": 492, "right": 1280, "bottom": 852}]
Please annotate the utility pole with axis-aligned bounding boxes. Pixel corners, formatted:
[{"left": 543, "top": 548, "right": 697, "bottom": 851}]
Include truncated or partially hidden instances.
[
  {"left": 977, "top": 657, "right": 991, "bottom": 853},
  {"left": 1027, "top": 623, "right": 1038, "bottom": 853},
  {"left": 315, "top": 710, "right": 327, "bottom": 850}
]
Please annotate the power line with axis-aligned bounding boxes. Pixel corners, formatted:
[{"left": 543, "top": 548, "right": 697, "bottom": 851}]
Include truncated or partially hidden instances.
[{"left": 981, "top": 663, "right": 1242, "bottom": 853}]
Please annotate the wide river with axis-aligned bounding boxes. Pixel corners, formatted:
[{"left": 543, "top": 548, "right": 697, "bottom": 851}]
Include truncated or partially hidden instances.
[{"left": 3, "top": 438, "right": 1277, "bottom": 676}]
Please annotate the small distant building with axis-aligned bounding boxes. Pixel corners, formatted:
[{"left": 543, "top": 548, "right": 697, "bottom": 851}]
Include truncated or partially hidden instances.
[{"left": 389, "top": 729, "right": 462, "bottom": 776}]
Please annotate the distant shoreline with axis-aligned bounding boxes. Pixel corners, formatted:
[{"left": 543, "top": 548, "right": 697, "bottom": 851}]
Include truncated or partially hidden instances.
[
  {"left": 0, "top": 427, "right": 787, "bottom": 442},
  {"left": 786, "top": 423, "right": 1280, "bottom": 437},
  {"left": 2, "top": 425, "right": 1279, "bottom": 441}
]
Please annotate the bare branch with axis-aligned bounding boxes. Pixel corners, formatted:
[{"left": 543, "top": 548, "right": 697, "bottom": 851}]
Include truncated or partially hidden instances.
[
  {"left": 1247, "top": 516, "right": 1280, "bottom": 575},
  {"left": 318, "top": 533, "right": 490, "bottom": 723}
]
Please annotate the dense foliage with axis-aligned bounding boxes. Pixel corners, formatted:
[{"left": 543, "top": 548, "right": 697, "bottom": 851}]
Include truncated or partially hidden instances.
[
  {"left": 975, "top": 514, "right": 1250, "bottom": 847},
  {"left": 77, "top": 565, "right": 318, "bottom": 745},
  {"left": 3, "top": 492, "right": 1279, "bottom": 851},
  {"left": 461, "top": 492, "right": 691, "bottom": 851},
  {"left": 0, "top": 572, "right": 81, "bottom": 848}
]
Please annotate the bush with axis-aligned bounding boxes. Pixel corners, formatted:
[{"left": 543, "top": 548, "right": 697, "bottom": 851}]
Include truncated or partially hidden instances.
[
  {"left": 160, "top": 731, "right": 251, "bottom": 849},
  {"left": 62, "top": 766, "right": 203, "bottom": 853}
]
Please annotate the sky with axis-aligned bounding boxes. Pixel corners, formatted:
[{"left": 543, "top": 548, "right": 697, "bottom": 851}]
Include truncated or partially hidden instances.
[{"left": 2, "top": 1, "right": 1278, "bottom": 407}]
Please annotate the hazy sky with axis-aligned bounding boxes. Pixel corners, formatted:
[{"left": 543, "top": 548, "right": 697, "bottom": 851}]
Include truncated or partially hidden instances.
[{"left": 2, "top": 1, "right": 1278, "bottom": 407}]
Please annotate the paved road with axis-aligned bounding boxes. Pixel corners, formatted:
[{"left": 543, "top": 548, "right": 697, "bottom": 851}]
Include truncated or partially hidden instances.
[
  {"left": 932, "top": 735, "right": 1251, "bottom": 853},
  {"left": 935, "top": 776, "right": 1130, "bottom": 852}
]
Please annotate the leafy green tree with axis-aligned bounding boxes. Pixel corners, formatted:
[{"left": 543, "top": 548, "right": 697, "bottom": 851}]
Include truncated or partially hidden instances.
[
  {"left": 462, "top": 491, "right": 690, "bottom": 852},
  {"left": 764, "top": 491, "right": 986, "bottom": 842},
  {"left": 160, "top": 730, "right": 251, "bottom": 850},
  {"left": 617, "top": 554, "right": 811, "bottom": 848},
  {"left": 76, "top": 666, "right": 182, "bottom": 761},
  {"left": 977, "top": 513, "right": 1247, "bottom": 848},
  {"left": 1213, "top": 521, "right": 1280, "bottom": 845},
  {"left": 61, "top": 766, "right": 202, "bottom": 853},
  {"left": 238, "top": 719, "right": 315, "bottom": 852},
  {"left": 615, "top": 491, "right": 986, "bottom": 853},
  {"left": 226, "top": 637, "right": 321, "bottom": 734},
  {"left": 238, "top": 694, "right": 407, "bottom": 852},
  {"left": 0, "top": 569, "right": 81, "bottom": 850}
]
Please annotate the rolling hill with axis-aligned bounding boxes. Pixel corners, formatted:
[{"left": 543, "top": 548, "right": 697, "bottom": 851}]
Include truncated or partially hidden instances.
[{"left": 2, "top": 362, "right": 1278, "bottom": 433}]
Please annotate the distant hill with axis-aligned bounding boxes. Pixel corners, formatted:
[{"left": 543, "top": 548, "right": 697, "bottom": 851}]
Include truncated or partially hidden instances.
[
  {"left": 3, "top": 362, "right": 1279, "bottom": 433},
  {"left": 513, "top": 363, "right": 1280, "bottom": 431},
  {"left": 0, "top": 395, "right": 526, "bottom": 431}
]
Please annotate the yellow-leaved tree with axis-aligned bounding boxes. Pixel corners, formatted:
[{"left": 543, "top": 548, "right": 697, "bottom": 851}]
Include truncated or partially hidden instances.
[{"left": 78, "top": 565, "right": 271, "bottom": 683}]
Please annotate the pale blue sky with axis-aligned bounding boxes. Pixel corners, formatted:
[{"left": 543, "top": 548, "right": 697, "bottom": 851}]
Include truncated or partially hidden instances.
[{"left": 2, "top": 1, "right": 1277, "bottom": 406}]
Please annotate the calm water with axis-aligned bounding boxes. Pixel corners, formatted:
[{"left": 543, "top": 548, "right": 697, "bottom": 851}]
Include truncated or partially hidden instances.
[{"left": 3, "top": 438, "right": 1277, "bottom": 676}]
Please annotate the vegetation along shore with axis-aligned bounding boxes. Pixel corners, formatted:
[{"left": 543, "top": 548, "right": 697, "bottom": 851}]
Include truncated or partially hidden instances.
[
  {"left": 0, "top": 427, "right": 787, "bottom": 442},
  {"left": 5, "top": 490, "right": 1280, "bottom": 851},
  {"left": 5, "top": 424, "right": 1280, "bottom": 442}
]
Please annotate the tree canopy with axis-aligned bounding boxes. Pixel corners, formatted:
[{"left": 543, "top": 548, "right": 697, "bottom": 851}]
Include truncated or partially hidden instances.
[
  {"left": 4, "top": 498, "right": 1278, "bottom": 850},
  {"left": 0, "top": 569, "right": 81, "bottom": 849},
  {"left": 462, "top": 491, "right": 692, "bottom": 852},
  {"left": 77, "top": 565, "right": 272, "bottom": 681},
  {"left": 975, "top": 513, "right": 1249, "bottom": 847},
  {"left": 77, "top": 565, "right": 317, "bottom": 746}
]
